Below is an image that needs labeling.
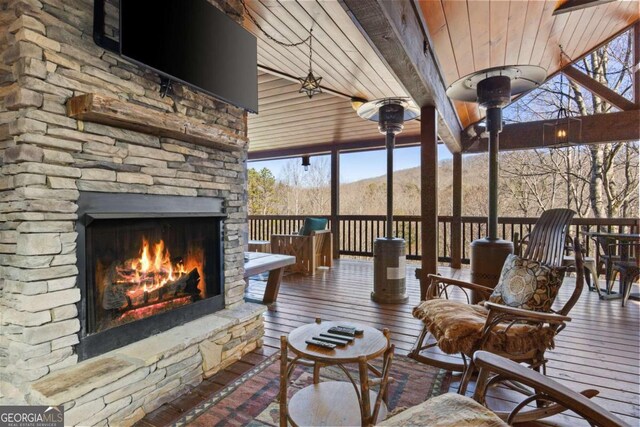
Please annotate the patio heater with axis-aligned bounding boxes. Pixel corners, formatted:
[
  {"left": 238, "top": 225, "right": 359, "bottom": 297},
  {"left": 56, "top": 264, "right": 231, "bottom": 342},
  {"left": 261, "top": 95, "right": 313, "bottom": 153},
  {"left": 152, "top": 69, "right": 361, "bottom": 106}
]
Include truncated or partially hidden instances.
[
  {"left": 357, "top": 98, "right": 420, "bottom": 303},
  {"left": 447, "top": 65, "right": 546, "bottom": 302}
]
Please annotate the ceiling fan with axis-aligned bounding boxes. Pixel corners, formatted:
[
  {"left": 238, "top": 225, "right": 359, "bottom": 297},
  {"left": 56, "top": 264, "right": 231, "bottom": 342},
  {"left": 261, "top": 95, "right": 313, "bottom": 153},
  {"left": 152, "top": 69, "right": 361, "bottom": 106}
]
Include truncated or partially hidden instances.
[{"left": 552, "top": 0, "right": 617, "bottom": 15}]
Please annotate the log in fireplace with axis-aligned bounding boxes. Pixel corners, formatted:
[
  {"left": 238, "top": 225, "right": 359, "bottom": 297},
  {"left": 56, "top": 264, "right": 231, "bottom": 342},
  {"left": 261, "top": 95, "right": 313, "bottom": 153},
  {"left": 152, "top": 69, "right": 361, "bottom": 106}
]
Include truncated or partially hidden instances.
[{"left": 76, "top": 192, "right": 225, "bottom": 360}]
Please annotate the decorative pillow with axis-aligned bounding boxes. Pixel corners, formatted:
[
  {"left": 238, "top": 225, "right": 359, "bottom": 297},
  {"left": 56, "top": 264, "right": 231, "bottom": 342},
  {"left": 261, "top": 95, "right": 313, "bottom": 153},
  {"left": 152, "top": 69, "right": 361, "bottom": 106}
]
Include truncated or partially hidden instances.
[
  {"left": 299, "top": 217, "right": 328, "bottom": 236},
  {"left": 489, "top": 254, "right": 565, "bottom": 312}
]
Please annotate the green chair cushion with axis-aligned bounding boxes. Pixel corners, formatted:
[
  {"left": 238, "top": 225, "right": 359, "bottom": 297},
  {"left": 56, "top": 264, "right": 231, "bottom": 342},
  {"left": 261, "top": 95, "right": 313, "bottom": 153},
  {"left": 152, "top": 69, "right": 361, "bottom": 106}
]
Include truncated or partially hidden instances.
[{"left": 300, "top": 217, "right": 328, "bottom": 236}]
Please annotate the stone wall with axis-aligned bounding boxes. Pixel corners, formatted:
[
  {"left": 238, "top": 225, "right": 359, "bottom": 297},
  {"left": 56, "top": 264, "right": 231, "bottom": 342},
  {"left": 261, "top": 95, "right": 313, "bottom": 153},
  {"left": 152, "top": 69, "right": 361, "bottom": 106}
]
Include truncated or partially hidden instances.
[{"left": 0, "top": 0, "right": 262, "bottom": 424}]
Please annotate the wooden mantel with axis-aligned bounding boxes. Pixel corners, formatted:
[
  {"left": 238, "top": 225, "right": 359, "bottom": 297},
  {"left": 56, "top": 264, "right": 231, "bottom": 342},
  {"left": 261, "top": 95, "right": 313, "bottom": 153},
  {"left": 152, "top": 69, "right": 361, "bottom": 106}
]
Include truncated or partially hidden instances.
[{"left": 67, "top": 94, "right": 247, "bottom": 152}]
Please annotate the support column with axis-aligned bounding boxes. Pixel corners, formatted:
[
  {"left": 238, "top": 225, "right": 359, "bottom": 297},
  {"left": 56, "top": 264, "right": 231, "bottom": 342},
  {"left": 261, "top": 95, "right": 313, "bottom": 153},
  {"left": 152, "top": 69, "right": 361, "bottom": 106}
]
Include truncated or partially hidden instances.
[
  {"left": 451, "top": 152, "right": 462, "bottom": 269},
  {"left": 420, "top": 106, "right": 438, "bottom": 300},
  {"left": 330, "top": 148, "right": 340, "bottom": 259},
  {"left": 634, "top": 21, "right": 640, "bottom": 106}
]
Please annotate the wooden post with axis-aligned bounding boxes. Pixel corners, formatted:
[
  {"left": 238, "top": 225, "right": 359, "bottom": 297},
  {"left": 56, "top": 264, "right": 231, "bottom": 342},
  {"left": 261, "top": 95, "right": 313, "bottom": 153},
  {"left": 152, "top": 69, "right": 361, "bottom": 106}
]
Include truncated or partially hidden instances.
[
  {"left": 330, "top": 147, "right": 340, "bottom": 259},
  {"left": 634, "top": 22, "right": 640, "bottom": 106},
  {"left": 420, "top": 106, "right": 438, "bottom": 300},
  {"left": 451, "top": 152, "right": 462, "bottom": 269}
]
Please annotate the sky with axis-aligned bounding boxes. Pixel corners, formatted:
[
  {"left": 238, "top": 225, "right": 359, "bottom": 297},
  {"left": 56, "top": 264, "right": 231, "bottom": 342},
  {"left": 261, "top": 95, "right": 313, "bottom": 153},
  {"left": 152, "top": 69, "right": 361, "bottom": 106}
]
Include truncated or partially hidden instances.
[{"left": 249, "top": 144, "right": 454, "bottom": 183}]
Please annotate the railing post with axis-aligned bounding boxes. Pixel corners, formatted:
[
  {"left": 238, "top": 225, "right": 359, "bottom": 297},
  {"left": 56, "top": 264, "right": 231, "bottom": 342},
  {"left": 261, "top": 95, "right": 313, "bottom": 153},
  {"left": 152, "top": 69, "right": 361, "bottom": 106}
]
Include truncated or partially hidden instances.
[
  {"left": 331, "top": 147, "right": 341, "bottom": 259},
  {"left": 451, "top": 152, "right": 462, "bottom": 268}
]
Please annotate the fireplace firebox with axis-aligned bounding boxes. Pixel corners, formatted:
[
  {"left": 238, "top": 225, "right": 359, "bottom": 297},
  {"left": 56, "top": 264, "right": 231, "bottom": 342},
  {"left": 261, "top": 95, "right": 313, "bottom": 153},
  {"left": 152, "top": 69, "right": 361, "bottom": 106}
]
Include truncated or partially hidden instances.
[{"left": 76, "top": 192, "right": 225, "bottom": 360}]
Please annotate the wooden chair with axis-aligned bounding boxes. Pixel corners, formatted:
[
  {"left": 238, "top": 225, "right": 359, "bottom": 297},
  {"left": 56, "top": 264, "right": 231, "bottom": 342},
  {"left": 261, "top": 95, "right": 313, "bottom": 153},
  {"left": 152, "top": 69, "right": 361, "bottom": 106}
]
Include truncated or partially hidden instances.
[
  {"left": 381, "top": 351, "right": 627, "bottom": 426},
  {"left": 611, "top": 242, "right": 639, "bottom": 306},
  {"left": 409, "top": 209, "right": 581, "bottom": 394},
  {"left": 270, "top": 229, "right": 333, "bottom": 276}
]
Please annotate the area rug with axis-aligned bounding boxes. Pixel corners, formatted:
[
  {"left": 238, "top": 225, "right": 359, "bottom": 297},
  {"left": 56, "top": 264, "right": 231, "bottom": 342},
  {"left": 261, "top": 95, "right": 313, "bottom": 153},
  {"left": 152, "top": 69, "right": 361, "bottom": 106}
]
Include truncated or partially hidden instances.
[{"left": 175, "top": 353, "right": 451, "bottom": 426}]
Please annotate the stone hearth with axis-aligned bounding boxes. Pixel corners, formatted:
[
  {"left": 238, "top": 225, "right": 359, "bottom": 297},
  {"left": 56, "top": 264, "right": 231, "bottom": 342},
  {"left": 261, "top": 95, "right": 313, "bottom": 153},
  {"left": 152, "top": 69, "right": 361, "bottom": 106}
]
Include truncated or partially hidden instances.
[{"left": 0, "top": 0, "right": 263, "bottom": 425}]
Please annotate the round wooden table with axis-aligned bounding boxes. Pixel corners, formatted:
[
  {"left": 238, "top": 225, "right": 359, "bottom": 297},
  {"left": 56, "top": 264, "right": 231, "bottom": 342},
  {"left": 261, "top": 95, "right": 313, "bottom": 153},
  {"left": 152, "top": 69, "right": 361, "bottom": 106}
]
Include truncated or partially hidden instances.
[{"left": 279, "top": 320, "right": 393, "bottom": 427}]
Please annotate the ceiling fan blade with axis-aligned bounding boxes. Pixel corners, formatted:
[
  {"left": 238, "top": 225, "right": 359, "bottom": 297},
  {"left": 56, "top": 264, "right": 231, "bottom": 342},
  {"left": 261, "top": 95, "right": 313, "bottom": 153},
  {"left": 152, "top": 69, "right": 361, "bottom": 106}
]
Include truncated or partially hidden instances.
[{"left": 553, "top": 0, "right": 617, "bottom": 15}]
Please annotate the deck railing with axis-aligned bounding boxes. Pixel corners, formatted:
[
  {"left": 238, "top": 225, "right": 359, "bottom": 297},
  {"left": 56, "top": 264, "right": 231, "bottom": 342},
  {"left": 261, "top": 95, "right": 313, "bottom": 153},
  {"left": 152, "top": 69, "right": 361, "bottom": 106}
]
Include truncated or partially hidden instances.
[{"left": 248, "top": 215, "right": 639, "bottom": 264}]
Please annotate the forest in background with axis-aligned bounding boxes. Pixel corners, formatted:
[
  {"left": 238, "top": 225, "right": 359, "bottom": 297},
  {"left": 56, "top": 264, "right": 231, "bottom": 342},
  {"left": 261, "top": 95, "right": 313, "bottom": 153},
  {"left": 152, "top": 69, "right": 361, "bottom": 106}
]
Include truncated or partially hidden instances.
[
  {"left": 248, "top": 28, "right": 639, "bottom": 220},
  {"left": 248, "top": 142, "right": 639, "bottom": 219}
]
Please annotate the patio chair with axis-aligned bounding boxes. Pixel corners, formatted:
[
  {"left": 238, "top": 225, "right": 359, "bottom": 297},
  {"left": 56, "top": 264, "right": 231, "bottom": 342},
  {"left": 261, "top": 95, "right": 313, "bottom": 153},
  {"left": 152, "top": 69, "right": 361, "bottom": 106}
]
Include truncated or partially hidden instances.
[
  {"left": 380, "top": 351, "right": 626, "bottom": 427},
  {"left": 611, "top": 242, "right": 639, "bottom": 307},
  {"left": 409, "top": 209, "right": 581, "bottom": 394},
  {"left": 270, "top": 217, "right": 332, "bottom": 276}
]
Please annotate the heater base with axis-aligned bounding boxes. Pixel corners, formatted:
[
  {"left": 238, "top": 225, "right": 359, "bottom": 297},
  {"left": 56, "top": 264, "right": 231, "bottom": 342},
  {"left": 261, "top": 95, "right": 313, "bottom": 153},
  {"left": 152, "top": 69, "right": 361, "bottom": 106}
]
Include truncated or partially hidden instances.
[
  {"left": 372, "top": 238, "right": 408, "bottom": 304},
  {"left": 470, "top": 238, "right": 513, "bottom": 304}
]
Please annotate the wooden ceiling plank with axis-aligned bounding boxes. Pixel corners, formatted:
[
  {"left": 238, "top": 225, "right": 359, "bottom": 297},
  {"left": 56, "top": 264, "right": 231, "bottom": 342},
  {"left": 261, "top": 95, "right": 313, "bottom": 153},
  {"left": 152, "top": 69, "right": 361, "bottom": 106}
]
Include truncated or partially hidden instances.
[
  {"left": 295, "top": 0, "right": 398, "bottom": 97},
  {"left": 488, "top": 0, "right": 510, "bottom": 68},
  {"left": 563, "top": 65, "right": 638, "bottom": 111},
  {"left": 253, "top": 98, "right": 346, "bottom": 115},
  {"left": 274, "top": 0, "right": 390, "bottom": 99},
  {"left": 504, "top": 0, "right": 528, "bottom": 65},
  {"left": 568, "top": 0, "right": 620, "bottom": 59},
  {"left": 249, "top": 133, "right": 423, "bottom": 158},
  {"left": 258, "top": 78, "right": 300, "bottom": 93},
  {"left": 463, "top": 110, "right": 640, "bottom": 153},
  {"left": 252, "top": 106, "right": 358, "bottom": 127},
  {"left": 517, "top": 0, "right": 547, "bottom": 64},
  {"left": 320, "top": 1, "right": 409, "bottom": 95},
  {"left": 248, "top": 1, "right": 356, "bottom": 96},
  {"left": 250, "top": 119, "right": 403, "bottom": 139},
  {"left": 418, "top": 0, "right": 460, "bottom": 85},
  {"left": 442, "top": 0, "right": 475, "bottom": 78},
  {"left": 561, "top": 5, "right": 601, "bottom": 60},
  {"left": 533, "top": 3, "right": 569, "bottom": 69},
  {"left": 468, "top": 0, "right": 491, "bottom": 72},
  {"left": 529, "top": 1, "right": 559, "bottom": 66},
  {"left": 541, "top": 9, "right": 584, "bottom": 73},
  {"left": 341, "top": 0, "right": 463, "bottom": 152}
]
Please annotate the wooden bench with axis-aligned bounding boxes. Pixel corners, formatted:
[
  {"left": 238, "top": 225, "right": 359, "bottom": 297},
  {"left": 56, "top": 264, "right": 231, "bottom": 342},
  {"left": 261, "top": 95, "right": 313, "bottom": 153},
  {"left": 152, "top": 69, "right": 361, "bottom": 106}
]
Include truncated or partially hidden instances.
[{"left": 243, "top": 252, "right": 295, "bottom": 304}]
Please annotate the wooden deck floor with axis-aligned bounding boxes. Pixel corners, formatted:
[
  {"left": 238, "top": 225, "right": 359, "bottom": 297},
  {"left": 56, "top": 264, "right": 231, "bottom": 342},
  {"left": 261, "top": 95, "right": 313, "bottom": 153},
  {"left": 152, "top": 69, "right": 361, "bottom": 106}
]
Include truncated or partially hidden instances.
[
  {"left": 141, "top": 259, "right": 639, "bottom": 426},
  {"left": 248, "top": 259, "right": 640, "bottom": 426}
]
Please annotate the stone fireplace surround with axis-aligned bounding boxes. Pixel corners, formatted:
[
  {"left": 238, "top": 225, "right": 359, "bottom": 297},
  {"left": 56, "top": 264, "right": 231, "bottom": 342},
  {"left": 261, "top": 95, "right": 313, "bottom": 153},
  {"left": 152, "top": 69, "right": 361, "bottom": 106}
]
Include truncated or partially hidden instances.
[{"left": 0, "top": 0, "right": 265, "bottom": 425}]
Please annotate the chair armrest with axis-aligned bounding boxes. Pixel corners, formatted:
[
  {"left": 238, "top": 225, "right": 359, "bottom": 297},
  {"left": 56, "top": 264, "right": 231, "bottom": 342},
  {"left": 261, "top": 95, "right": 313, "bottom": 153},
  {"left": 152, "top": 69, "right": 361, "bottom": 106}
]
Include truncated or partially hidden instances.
[
  {"left": 271, "top": 233, "right": 303, "bottom": 238},
  {"left": 472, "top": 351, "right": 627, "bottom": 427},
  {"left": 426, "top": 274, "right": 494, "bottom": 299},
  {"left": 483, "top": 301, "right": 571, "bottom": 324}
]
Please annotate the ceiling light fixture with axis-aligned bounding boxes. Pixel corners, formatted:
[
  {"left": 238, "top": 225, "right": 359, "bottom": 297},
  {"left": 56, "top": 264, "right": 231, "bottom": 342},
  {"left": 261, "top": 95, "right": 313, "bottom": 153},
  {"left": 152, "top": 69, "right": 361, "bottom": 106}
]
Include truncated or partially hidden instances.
[
  {"left": 299, "top": 28, "right": 322, "bottom": 99},
  {"left": 544, "top": 46, "right": 582, "bottom": 148},
  {"left": 301, "top": 155, "right": 311, "bottom": 171}
]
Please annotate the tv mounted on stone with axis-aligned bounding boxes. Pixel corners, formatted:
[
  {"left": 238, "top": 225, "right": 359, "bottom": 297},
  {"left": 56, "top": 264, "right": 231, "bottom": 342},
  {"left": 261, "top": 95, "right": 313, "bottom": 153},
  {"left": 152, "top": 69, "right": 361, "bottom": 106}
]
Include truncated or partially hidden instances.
[{"left": 93, "top": 0, "right": 258, "bottom": 113}]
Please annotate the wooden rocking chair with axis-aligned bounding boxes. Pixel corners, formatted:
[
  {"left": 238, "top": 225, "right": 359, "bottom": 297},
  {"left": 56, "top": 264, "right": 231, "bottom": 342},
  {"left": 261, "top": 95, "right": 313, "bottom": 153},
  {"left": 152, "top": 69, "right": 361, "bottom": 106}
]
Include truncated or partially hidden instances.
[{"left": 409, "top": 209, "right": 581, "bottom": 397}]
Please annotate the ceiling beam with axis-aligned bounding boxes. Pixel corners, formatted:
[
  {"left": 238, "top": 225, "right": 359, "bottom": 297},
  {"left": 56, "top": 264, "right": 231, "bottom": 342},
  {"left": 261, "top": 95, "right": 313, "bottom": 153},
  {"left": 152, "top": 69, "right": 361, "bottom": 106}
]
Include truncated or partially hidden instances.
[
  {"left": 248, "top": 133, "right": 422, "bottom": 161},
  {"left": 552, "top": 0, "right": 617, "bottom": 16},
  {"left": 463, "top": 110, "right": 640, "bottom": 154},
  {"left": 340, "top": 0, "right": 462, "bottom": 153},
  {"left": 563, "top": 65, "right": 638, "bottom": 111}
]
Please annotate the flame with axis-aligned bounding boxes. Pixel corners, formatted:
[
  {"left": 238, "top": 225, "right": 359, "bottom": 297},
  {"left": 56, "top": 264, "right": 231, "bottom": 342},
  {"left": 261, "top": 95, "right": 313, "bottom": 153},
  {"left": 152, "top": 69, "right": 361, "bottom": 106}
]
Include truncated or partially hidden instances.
[{"left": 115, "top": 237, "right": 191, "bottom": 297}]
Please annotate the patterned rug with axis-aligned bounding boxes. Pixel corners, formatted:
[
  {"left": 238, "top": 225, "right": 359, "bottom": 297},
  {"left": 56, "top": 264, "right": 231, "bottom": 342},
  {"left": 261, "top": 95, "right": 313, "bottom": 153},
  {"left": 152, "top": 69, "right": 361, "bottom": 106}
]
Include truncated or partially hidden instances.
[{"left": 175, "top": 352, "right": 451, "bottom": 426}]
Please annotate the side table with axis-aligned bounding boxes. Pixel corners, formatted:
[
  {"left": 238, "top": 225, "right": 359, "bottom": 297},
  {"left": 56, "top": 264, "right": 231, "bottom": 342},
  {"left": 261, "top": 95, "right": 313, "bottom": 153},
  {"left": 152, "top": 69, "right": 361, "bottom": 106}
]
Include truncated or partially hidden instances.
[{"left": 279, "top": 319, "right": 394, "bottom": 427}]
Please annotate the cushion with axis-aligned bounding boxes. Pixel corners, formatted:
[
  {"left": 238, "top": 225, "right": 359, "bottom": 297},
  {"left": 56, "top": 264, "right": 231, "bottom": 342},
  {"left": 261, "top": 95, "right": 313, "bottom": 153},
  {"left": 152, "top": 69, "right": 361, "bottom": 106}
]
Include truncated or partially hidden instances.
[
  {"left": 488, "top": 254, "right": 565, "bottom": 312},
  {"left": 378, "top": 393, "right": 507, "bottom": 427},
  {"left": 299, "top": 217, "right": 328, "bottom": 236},
  {"left": 412, "top": 299, "right": 556, "bottom": 356}
]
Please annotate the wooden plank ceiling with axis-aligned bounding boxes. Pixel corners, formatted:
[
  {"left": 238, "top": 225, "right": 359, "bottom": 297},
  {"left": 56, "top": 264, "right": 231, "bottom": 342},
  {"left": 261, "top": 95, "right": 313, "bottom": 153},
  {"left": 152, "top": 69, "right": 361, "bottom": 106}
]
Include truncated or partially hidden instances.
[
  {"left": 243, "top": 0, "right": 422, "bottom": 153},
  {"left": 419, "top": 0, "right": 639, "bottom": 128},
  {"left": 245, "top": 0, "right": 639, "bottom": 153}
]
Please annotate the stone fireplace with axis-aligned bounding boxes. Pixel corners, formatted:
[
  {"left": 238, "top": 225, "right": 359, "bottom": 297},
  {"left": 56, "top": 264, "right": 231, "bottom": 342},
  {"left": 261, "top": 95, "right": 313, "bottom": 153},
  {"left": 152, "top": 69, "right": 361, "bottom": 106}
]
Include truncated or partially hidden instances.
[
  {"left": 0, "top": 0, "right": 264, "bottom": 425},
  {"left": 76, "top": 192, "right": 226, "bottom": 360}
]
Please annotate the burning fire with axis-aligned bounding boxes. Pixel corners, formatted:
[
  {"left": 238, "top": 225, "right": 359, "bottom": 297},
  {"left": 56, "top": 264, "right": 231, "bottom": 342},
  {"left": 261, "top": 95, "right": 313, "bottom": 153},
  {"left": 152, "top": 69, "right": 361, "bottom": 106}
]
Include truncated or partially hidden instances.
[{"left": 116, "top": 238, "right": 189, "bottom": 295}]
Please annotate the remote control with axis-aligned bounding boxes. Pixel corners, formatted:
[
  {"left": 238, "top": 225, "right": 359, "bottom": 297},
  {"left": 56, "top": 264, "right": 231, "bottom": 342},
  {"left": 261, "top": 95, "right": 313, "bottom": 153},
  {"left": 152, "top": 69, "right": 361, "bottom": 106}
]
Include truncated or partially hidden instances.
[
  {"left": 320, "top": 333, "right": 353, "bottom": 343},
  {"left": 313, "top": 336, "right": 347, "bottom": 346},
  {"left": 328, "top": 326, "right": 356, "bottom": 337},
  {"left": 339, "top": 325, "right": 364, "bottom": 336},
  {"left": 305, "top": 339, "right": 336, "bottom": 349}
]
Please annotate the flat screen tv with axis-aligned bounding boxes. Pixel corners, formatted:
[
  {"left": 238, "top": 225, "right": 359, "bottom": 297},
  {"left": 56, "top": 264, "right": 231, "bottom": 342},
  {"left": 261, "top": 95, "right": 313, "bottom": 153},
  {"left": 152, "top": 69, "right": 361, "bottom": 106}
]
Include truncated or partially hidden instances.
[{"left": 119, "top": 0, "right": 258, "bottom": 113}]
